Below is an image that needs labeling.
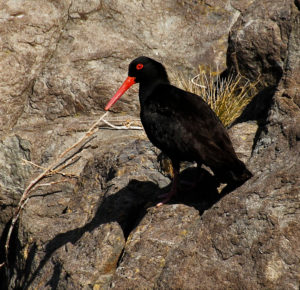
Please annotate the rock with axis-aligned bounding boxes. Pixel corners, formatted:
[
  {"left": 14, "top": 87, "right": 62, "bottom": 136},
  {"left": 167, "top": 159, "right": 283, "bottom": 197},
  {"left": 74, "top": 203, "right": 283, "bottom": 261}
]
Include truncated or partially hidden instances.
[
  {"left": 227, "top": 0, "right": 294, "bottom": 87},
  {"left": 1, "top": 0, "right": 300, "bottom": 288},
  {"left": 1, "top": 0, "right": 250, "bottom": 130},
  {"left": 0, "top": 0, "right": 71, "bottom": 133},
  {"left": 228, "top": 122, "right": 258, "bottom": 163},
  {"left": 155, "top": 173, "right": 300, "bottom": 289},
  {"left": 4, "top": 132, "right": 172, "bottom": 289},
  {"left": 0, "top": 135, "right": 32, "bottom": 235},
  {"left": 111, "top": 204, "right": 200, "bottom": 289}
]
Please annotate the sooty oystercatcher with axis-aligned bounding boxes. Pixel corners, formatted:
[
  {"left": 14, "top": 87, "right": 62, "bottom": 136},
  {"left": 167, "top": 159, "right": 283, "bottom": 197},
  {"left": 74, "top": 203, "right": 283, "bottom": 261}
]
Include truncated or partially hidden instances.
[{"left": 105, "top": 56, "right": 252, "bottom": 206}]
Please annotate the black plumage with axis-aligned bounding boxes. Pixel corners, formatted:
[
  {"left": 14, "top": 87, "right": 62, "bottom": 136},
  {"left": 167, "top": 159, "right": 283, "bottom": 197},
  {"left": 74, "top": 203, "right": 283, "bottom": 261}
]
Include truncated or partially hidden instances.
[{"left": 105, "top": 56, "right": 252, "bottom": 205}]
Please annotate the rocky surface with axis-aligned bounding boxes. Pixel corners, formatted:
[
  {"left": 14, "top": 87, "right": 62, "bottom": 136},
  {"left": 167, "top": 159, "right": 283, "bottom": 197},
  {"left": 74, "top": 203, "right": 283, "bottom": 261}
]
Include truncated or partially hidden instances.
[
  {"left": 0, "top": 0, "right": 299, "bottom": 289},
  {"left": 0, "top": 0, "right": 71, "bottom": 133},
  {"left": 227, "top": 0, "right": 294, "bottom": 87},
  {"left": 1, "top": 0, "right": 251, "bottom": 134}
]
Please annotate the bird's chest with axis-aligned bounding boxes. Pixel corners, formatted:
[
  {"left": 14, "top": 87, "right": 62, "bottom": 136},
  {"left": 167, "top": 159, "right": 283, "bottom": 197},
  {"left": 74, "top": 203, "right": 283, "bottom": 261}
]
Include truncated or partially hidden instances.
[
  {"left": 140, "top": 108, "right": 178, "bottom": 151},
  {"left": 140, "top": 109, "right": 162, "bottom": 139}
]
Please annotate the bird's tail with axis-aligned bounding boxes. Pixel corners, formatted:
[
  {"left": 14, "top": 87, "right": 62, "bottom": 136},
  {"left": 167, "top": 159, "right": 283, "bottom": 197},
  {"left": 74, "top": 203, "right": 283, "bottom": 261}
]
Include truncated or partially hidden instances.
[
  {"left": 229, "top": 159, "right": 253, "bottom": 185},
  {"left": 214, "top": 160, "right": 252, "bottom": 196},
  {"left": 214, "top": 159, "right": 252, "bottom": 186}
]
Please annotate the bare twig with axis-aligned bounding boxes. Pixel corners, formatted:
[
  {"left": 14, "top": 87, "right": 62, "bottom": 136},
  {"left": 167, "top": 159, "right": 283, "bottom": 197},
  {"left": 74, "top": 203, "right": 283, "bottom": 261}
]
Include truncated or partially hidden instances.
[
  {"left": 3, "top": 111, "right": 109, "bottom": 271},
  {"left": 22, "top": 158, "right": 79, "bottom": 178},
  {"left": 22, "top": 159, "right": 47, "bottom": 170},
  {"left": 102, "top": 118, "right": 143, "bottom": 130},
  {"left": 3, "top": 111, "right": 144, "bottom": 273},
  {"left": 35, "top": 179, "right": 70, "bottom": 188},
  {"left": 52, "top": 157, "right": 81, "bottom": 177}
]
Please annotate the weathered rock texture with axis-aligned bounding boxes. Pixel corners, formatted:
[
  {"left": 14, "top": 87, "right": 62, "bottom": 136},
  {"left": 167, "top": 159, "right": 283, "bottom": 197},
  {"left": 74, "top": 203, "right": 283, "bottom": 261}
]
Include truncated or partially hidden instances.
[
  {"left": 0, "top": 0, "right": 71, "bottom": 132},
  {"left": 0, "top": 0, "right": 299, "bottom": 289},
  {"left": 227, "top": 0, "right": 293, "bottom": 87},
  {"left": 1, "top": 0, "right": 250, "bottom": 133}
]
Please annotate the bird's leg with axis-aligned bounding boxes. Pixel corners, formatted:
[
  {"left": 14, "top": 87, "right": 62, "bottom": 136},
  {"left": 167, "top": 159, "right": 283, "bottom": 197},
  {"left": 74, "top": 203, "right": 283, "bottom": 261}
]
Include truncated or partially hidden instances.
[
  {"left": 156, "top": 161, "right": 179, "bottom": 207},
  {"left": 178, "top": 163, "right": 204, "bottom": 191}
]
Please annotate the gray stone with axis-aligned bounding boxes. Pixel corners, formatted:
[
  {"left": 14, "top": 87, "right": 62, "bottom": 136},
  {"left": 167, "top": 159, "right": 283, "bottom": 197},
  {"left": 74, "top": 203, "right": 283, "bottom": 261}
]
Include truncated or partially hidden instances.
[{"left": 0, "top": 0, "right": 299, "bottom": 289}]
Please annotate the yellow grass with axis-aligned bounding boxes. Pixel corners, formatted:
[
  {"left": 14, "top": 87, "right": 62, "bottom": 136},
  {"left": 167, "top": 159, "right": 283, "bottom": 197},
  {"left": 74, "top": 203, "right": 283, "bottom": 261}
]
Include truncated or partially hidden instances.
[{"left": 173, "top": 65, "right": 259, "bottom": 127}]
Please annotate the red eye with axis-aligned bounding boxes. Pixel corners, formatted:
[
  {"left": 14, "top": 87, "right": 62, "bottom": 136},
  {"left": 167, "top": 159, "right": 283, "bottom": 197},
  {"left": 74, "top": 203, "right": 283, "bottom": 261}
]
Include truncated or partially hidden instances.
[{"left": 136, "top": 63, "right": 144, "bottom": 70}]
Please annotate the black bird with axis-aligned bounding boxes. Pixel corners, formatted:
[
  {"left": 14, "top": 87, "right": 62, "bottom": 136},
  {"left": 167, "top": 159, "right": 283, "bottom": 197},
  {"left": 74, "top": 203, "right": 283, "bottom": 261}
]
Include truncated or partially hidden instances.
[{"left": 105, "top": 56, "right": 252, "bottom": 206}]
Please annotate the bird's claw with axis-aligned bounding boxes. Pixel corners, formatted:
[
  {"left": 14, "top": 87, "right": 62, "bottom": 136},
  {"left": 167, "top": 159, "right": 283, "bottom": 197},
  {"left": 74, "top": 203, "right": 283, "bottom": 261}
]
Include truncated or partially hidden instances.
[
  {"left": 156, "top": 191, "right": 175, "bottom": 207},
  {"left": 156, "top": 197, "right": 171, "bottom": 207}
]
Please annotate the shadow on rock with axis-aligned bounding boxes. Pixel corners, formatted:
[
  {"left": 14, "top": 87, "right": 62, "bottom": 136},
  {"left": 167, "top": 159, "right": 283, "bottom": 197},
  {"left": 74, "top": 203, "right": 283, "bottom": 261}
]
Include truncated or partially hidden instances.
[
  {"left": 166, "top": 167, "right": 224, "bottom": 213},
  {"left": 22, "top": 167, "right": 230, "bottom": 288}
]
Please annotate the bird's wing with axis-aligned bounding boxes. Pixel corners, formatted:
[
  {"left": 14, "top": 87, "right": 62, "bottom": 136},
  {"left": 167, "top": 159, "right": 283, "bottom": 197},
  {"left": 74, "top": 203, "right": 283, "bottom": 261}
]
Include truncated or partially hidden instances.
[{"left": 143, "top": 84, "right": 238, "bottom": 167}]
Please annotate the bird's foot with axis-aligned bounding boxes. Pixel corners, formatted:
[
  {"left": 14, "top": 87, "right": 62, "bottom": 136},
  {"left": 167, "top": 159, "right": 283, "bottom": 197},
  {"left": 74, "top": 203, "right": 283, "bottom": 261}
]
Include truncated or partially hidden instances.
[
  {"left": 157, "top": 164, "right": 179, "bottom": 207},
  {"left": 156, "top": 190, "right": 176, "bottom": 207},
  {"left": 156, "top": 175, "right": 203, "bottom": 206}
]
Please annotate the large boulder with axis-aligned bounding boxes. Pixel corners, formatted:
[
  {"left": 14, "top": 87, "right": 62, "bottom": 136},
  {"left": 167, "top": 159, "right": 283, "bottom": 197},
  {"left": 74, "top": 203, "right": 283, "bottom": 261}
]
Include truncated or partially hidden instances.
[{"left": 227, "top": 0, "right": 294, "bottom": 87}]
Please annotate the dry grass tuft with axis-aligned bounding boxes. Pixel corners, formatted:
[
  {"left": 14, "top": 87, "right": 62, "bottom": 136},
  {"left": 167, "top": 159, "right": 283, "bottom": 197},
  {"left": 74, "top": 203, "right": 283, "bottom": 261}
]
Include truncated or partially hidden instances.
[{"left": 173, "top": 65, "right": 260, "bottom": 127}]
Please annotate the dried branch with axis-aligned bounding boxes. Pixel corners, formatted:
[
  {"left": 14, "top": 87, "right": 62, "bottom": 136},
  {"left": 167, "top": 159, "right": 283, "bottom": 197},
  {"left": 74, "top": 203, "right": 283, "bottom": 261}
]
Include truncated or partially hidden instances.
[
  {"left": 3, "top": 111, "right": 144, "bottom": 274},
  {"left": 102, "top": 118, "right": 143, "bottom": 130},
  {"left": 22, "top": 158, "right": 79, "bottom": 178},
  {"left": 3, "top": 111, "right": 109, "bottom": 272},
  {"left": 35, "top": 179, "right": 70, "bottom": 188}
]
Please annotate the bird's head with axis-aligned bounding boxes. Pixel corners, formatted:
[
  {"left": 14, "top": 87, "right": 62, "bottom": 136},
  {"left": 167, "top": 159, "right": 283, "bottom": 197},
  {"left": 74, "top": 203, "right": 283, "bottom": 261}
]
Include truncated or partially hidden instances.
[
  {"left": 105, "top": 56, "right": 169, "bottom": 111},
  {"left": 128, "top": 56, "right": 169, "bottom": 84}
]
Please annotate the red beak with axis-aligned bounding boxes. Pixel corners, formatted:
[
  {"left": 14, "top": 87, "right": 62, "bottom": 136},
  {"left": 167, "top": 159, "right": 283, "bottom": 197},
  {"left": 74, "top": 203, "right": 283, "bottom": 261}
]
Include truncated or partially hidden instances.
[{"left": 105, "top": 76, "right": 136, "bottom": 111}]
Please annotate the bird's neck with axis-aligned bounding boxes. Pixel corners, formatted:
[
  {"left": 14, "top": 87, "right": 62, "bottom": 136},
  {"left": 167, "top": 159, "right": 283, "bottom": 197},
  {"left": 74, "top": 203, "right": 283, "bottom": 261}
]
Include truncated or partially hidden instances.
[{"left": 139, "top": 79, "right": 169, "bottom": 106}]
